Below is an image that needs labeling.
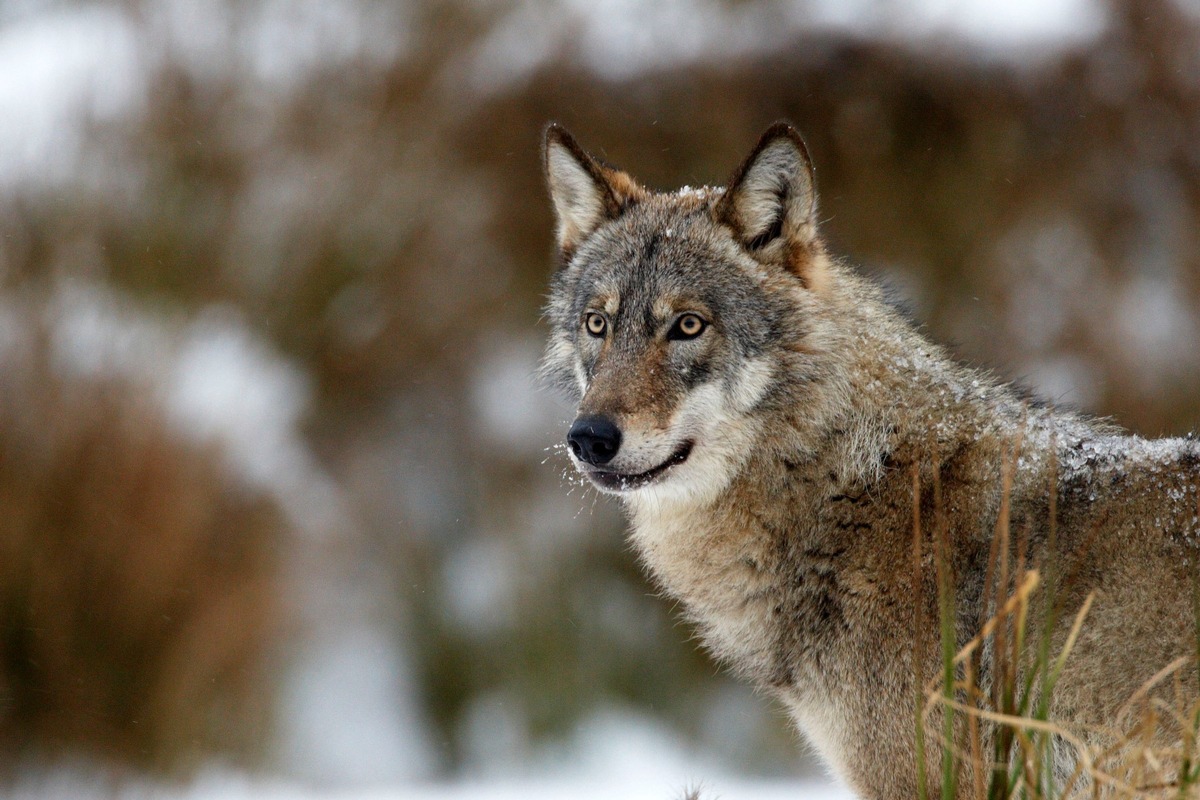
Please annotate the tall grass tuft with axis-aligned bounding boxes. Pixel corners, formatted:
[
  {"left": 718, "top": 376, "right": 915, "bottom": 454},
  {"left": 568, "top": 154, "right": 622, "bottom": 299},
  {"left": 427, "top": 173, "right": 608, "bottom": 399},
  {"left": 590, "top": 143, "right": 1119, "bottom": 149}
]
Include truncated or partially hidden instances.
[{"left": 915, "top": 441, "right": 1200, "bottom": 800}]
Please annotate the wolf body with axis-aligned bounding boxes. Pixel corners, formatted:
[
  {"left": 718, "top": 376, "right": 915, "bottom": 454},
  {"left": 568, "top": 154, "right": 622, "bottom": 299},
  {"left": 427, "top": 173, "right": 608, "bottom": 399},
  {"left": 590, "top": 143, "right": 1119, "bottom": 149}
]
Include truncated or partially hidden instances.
[{"left": 541, "top": 122, "right": 1200, "bottom": 799}]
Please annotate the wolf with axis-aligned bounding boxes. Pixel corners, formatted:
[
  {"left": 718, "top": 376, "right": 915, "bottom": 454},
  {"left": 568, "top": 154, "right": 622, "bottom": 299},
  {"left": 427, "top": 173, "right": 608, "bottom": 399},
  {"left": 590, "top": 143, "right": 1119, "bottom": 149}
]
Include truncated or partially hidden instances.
[{"left": 540, "top": 122, "right": 1200, "bottom": 799}]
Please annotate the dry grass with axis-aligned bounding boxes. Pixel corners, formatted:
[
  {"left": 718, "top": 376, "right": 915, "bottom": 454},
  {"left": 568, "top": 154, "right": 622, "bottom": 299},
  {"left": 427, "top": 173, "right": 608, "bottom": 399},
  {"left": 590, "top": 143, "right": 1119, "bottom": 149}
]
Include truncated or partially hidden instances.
[
  {"left": 915, "top": 445, "right": 1200, "bottom": 800},
  {"left": 0, "top": 334, "right": 288, "bottom": 776},
  {"left": 920, "top": 573, "right": 1200, "bottom": 800}
]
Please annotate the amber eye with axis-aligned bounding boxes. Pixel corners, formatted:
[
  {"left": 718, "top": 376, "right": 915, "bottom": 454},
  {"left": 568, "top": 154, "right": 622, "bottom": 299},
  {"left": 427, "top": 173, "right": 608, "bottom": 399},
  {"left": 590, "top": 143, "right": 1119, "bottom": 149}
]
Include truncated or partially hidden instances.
[
  {"left": 584, "top": 312, "right": 607, "bottom": 337},
  {"left": 668, "top": 313, "right": 707, "bottom": 340}
]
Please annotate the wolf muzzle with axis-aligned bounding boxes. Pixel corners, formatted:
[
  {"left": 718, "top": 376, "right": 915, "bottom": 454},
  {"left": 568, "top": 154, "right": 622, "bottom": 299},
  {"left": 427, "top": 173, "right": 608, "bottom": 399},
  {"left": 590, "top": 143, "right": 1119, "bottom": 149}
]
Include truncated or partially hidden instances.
[{"left": 567, "top": 414, "right": 622, "bottom": 465}]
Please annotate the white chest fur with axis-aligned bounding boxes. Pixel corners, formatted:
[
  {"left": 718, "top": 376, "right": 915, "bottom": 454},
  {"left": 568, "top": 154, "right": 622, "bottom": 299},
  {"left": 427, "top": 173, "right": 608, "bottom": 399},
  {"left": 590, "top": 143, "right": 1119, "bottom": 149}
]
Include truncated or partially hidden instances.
[{"left": 628, "top": 498, "right": 780, "bottom": 681}]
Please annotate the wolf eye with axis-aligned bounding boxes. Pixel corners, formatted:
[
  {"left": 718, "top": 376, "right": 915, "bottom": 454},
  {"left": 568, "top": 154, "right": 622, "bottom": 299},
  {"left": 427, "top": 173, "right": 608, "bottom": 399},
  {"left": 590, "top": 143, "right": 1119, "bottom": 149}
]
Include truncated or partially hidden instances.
[
  {"left": 668, "top": 313, "right": 707, "bottom": 341},
  {"left": 584, "top": 312, "right": 607, "bottom": 337}
]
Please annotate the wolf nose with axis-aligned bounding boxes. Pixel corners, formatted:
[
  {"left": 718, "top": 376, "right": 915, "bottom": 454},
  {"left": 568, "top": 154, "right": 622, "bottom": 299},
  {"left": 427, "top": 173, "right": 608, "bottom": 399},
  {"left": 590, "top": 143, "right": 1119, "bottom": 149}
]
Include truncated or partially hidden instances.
[{"left": 567, "top": 415, "right": 622, "bottom": 466}]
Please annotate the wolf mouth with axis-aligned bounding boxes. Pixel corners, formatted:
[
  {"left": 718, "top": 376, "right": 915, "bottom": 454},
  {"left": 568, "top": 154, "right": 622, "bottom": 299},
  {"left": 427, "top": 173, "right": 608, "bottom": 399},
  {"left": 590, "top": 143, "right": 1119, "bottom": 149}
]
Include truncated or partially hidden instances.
[{"left": 584, "top": 440, "right": 695, "bottom": 491}]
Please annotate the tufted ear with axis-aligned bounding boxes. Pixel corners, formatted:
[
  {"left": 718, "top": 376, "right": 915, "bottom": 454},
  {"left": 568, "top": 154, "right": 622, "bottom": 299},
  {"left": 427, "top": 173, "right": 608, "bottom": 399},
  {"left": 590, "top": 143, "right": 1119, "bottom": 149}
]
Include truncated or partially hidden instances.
[
  {"left": 543, "top": 124, "right": 646, "bottom": 256},
  {"left": 715, "top": 122, "right": 823, "bottom": 282}
]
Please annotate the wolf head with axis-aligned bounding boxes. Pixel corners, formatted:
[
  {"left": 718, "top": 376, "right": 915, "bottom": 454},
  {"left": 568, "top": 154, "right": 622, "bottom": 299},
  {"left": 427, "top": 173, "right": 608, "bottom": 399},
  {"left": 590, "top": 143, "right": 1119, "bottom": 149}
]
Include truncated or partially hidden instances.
[{"left": 542, "top": 123, "right": 846, "bottom": 504}]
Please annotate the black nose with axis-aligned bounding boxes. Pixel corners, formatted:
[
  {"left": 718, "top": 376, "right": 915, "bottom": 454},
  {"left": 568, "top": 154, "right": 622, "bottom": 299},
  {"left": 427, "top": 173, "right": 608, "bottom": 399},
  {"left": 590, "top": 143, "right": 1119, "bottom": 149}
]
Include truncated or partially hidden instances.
[{"left": 567, "top": 415, "right": 622, "bottom": 466}]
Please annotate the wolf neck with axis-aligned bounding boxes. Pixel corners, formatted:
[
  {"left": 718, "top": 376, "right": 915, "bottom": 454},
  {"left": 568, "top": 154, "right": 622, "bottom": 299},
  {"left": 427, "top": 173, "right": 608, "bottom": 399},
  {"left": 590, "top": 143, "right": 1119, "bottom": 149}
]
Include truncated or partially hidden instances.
[
  {"left": 622, "top": 261, "right": 1035, "bottom": 682},
  {"left": 782, "top": 261, "right": 1042, "bottom": 490}
]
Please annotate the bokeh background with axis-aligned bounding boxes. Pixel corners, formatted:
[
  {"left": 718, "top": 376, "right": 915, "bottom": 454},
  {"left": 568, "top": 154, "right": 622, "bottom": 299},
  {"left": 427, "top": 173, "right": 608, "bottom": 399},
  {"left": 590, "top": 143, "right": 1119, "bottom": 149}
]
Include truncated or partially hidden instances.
[{"left": 0, "top": 0, "right": 1198, "bottom": 796}]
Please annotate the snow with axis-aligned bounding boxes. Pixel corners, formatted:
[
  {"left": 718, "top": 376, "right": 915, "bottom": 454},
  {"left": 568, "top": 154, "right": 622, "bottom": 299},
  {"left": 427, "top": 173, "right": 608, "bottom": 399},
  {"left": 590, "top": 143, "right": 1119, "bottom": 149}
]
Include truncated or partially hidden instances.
[
  {"left": 5, "top": 706, "right": 850, "bottom": 800},
  {"left": 1113, "top": 273, "right": 1200, "bottom": 387},
  {"left": 9, "top": 706, "right": 849, "bottom": 800},
  {"left": 7, "top": 770, "right": 853, "bottom": 800},
  {"left": 828, "top": 0, "right": 1105, "bottom": 49},
  {"left": 469, "top": 335, "right": 568, "bottom": 455},
  {"left": 0, "top": 4, "right": 140, "bottom": 185},
  {"left": 0, "top": 0, "right": 408, "bottom": 186},
  {"left": 1023, "top": 355, "right": 1101, "bottom": 409},
  {"left": 166, "top": 308, "right": 312, "bottom": 491},
  {"left": 441, "top": 537, "right": 520, "bottom": 635},
  {"left": 399, "top": 777, "right": 851, "bottom": 800},
  {"left": 998, "top": 216, "right": 1099, "bottom": 353},
  {"left": 467, "top": 0, "right": 1107, "bottom": 90},
  {"left": 39, "top": 279, "right": 346, "bottom": 535},
  {"left": 527, "top": 708, "right": 746, "bottom": 783},
  {"left": 0, "top": 1, "right": 1114, "bottom": 183},
  {"left": 277, "top": 622, "right": 436, "bottom": 785},
  {"left": 145, "top": 0, "right": 410, "bottom": 88}
]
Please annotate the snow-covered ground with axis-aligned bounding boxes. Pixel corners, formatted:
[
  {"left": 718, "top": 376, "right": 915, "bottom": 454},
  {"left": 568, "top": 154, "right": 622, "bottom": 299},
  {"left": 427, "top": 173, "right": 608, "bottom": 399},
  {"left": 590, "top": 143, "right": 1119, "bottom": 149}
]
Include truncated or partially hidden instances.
[
  {"left": 9, "top": 703, "right": 847, "bottom": 797},
  {"left": 404, "top": 781, "right": 851, "bottom": 800},
  {"left": 11, "top": 777, "right": 853, "bottom": 800}
]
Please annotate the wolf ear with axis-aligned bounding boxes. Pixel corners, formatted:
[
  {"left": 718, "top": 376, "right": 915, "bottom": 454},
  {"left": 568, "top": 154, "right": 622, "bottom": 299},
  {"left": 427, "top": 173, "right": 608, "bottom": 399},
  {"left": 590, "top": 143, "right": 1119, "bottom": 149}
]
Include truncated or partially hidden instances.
[
  {"left": 716, "top": 123, "right": 822, "bottom": 280},
  {"left": 544, "top": 124, "right": 645, "bottom": 255}
]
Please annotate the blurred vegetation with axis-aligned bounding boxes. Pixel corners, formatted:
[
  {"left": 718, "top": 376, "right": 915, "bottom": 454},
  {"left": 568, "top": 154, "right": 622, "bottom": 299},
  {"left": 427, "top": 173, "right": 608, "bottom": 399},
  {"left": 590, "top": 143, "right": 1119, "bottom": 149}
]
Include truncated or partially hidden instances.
[
  {"left": 0, "top": 327, "right": 284, "bottom": 774},
  {"left": 0, "top": 0, "right": 1197, "bottom": 781}
]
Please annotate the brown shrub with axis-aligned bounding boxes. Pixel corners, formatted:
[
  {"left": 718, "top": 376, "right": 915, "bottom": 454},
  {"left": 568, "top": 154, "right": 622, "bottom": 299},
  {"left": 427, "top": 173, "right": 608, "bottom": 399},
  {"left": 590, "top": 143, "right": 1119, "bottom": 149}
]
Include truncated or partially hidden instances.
[{"left": 0, "top": 335, "right": 288, "bottom": 776}]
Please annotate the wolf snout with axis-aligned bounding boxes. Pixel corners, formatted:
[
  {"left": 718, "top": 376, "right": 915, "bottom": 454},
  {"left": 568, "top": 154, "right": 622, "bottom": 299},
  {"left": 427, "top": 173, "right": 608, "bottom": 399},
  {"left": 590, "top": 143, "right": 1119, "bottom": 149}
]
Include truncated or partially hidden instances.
[{"left": 567, "top": 415, "right": 622, "bottom": 465}]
